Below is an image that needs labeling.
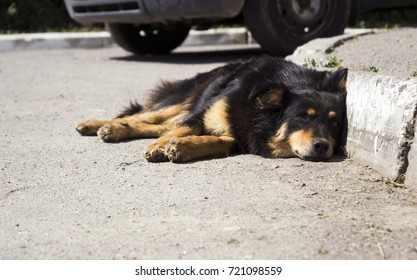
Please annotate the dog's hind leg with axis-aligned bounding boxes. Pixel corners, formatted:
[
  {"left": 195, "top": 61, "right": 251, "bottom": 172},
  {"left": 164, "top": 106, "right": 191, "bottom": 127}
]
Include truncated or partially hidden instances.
[
  {"left": 97, "top": 121, "right": 176, "bottom": 143},
  {"left": 76, "top": 103, "right": 188, "bottom": 139},
  {"left": 76, "top": 117, "right": 177, "bottom": 142}
]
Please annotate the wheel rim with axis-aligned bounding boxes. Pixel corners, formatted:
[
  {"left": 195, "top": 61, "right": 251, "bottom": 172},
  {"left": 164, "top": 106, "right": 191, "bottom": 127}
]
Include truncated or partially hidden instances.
[{"left": 276, "top": 0, "right": 331, "bottom": 38}]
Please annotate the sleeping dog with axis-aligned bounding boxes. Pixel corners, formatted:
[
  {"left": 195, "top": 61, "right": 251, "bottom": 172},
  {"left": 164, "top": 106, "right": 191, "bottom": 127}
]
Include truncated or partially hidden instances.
[{"left": 76, "top": 55, "right": 347, "bottom": 163}]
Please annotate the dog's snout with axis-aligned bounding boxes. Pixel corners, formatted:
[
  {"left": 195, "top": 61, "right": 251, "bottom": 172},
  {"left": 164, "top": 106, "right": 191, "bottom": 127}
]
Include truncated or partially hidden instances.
[{"left": 313, "top": 139, "right": 329, "bottom": 155}]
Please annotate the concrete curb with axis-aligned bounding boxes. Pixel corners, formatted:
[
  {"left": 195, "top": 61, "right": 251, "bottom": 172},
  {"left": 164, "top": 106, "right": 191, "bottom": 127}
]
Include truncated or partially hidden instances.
[
  {"left": 286, "top": 31, "right": 417, "bottom": 186},
  {"left": 0, "top": 28, "right": 249, "bottom": 52},
  {"left": 286, "top": 28, "right": 374, "bottom": 66},
  {"left": 0, "top": 32, "right": 115, "bottom": 51},
  {"left": 346, "top": 73, "right": 417, "bottom": 183}
]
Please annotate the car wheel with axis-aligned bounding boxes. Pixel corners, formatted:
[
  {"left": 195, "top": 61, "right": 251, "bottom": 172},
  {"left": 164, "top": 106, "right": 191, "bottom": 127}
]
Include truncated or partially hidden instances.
[
  {"left": 107, "top": 23, "right": 190, "bottom": 55},
  {"left": 243, "top": 0, "right": 350, "bottom": 55}
]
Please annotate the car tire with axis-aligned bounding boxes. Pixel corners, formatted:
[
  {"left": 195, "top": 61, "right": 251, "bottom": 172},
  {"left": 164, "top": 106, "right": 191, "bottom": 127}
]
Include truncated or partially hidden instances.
[
  {"left": 107, "top": 23, "right": 190, "bottom": 55},
  {"left": 243, "top": 0, "right": 350, "bottom": 55}
]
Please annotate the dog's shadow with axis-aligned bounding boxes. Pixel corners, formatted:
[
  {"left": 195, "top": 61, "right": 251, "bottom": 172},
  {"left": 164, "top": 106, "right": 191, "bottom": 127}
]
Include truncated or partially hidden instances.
[
  {"left": 111, "top": 46, "right": 263, "bottom": 65},
  {"left": 170, "top": 154, "right": 346, "bottom": 164},
  {"left": 327, "top": 155, "right": 346, "bottom": 163}
]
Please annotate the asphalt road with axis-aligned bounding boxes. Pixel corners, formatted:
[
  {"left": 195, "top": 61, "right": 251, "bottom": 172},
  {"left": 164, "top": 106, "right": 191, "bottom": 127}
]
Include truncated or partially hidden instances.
[{"left": 1, "top": 45, "right": 416, "bottom": 259}]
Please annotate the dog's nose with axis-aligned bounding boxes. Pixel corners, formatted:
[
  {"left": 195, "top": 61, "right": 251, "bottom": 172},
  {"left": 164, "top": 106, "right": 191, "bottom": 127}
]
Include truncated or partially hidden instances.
[{"left": 312, "top": 139, "right": 329, "bottom": 155}]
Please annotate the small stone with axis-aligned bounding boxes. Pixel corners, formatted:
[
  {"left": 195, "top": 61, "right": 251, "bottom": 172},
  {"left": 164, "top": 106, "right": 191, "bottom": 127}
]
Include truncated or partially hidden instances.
[
  {"left": 227, "top": 238, "right": 240, "bottom": 245},
  {"left": 319, "top": 248, "right": 329, "bottom": 254}
]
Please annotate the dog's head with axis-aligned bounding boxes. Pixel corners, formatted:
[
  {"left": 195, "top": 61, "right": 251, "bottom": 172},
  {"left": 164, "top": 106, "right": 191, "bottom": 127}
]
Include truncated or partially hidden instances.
[{"left": 250, "top": 68, "right": 347, "bottom": 161}]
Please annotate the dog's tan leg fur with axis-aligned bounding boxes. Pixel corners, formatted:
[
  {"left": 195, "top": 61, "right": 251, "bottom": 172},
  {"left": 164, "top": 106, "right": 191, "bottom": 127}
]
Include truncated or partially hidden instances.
[{"left": 134, "top": 103, "right": 189, "bottom": 124}]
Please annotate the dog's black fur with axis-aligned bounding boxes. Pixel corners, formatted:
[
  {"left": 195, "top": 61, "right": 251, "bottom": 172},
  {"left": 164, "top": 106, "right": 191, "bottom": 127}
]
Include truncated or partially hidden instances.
[{"left": 76, "top": 55, "right": 348, "bottom": 163}]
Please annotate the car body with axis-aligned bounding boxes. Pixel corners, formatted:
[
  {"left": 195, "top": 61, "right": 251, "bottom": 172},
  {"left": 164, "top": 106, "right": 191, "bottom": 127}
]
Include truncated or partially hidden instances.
[
  {"left": 64, "top": 0, "right": 245, "bottom": 25},
  {"left": 64, "top": 0, "right": 417, "bottom": 55}
]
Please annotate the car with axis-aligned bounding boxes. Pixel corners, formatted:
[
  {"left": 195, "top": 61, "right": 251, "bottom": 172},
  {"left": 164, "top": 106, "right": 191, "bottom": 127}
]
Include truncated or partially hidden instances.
[{"left": 64, "top": 0, "right": 417, "bottom": 55}]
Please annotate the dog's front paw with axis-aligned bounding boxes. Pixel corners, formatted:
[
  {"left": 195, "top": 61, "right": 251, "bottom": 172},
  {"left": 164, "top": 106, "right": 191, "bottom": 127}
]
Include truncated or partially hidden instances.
[
  {"left": 165, "top": 138, "right": 181, "bottom": 162},
  {"left": 97, "top": 122, "right": 129, "bottom": 143},
  {"left": 143, "top": 144, "right": 169, "bottom": 162},
  {"left": 165, "top": 138, "right": 190, "bottom": 163}
]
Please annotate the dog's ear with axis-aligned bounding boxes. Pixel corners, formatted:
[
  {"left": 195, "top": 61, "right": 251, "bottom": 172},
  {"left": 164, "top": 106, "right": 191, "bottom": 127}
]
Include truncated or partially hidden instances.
[
  {"left": 323, "top": 68, "right": 348, "bottom": 91},
  {"left": 248, "top": 83, "right": 288, "bottom": 109}
]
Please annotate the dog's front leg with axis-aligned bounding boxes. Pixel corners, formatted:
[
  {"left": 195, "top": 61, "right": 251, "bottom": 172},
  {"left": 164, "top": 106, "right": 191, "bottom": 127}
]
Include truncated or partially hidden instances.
[
  {"left": 144, "top": 126, "right": 201, "bottom": 162},
  {"left": 165, "top": 135, "right": 235, "bottom": 163}
]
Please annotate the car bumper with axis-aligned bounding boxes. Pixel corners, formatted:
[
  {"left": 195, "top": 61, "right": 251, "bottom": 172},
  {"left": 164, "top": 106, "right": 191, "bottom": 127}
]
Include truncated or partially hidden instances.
[{"left": 64, "top": 0, "right": 244, "bottom": 25}]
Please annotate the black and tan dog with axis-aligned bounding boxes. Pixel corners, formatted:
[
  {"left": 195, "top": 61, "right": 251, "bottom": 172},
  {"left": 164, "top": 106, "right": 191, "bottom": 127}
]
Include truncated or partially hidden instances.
[{"left": 76, "top": 56, "right": 347, "bottom": 163}]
